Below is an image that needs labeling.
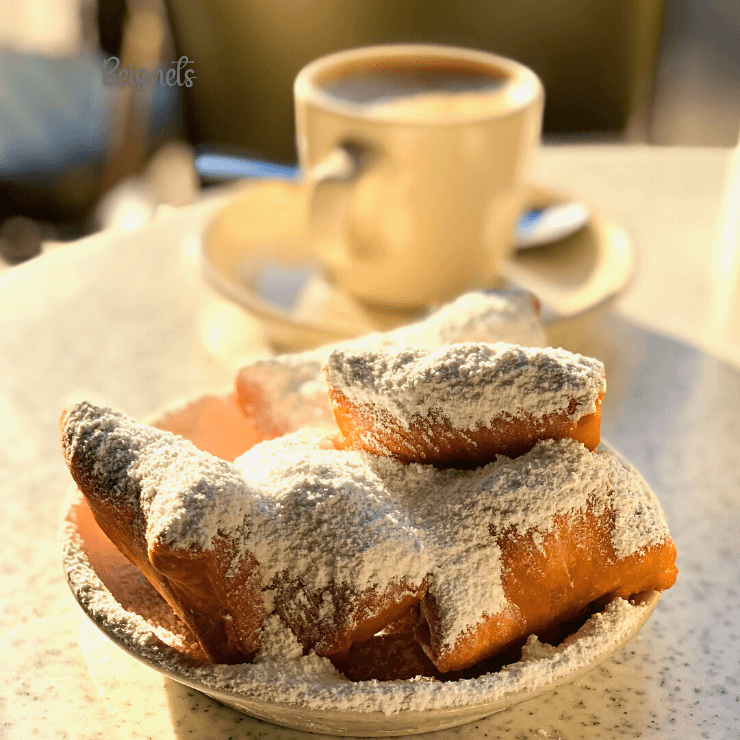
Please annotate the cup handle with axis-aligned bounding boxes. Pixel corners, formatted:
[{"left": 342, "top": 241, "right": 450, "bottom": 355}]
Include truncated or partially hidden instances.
[{"left": 307, "top": 141, "right": 367, "bottom": 275}]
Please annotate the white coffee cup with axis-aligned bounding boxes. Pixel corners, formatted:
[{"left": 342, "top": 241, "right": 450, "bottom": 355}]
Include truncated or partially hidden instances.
[{"left": 294, "top": 44, "right": 544, "bottom": 308}]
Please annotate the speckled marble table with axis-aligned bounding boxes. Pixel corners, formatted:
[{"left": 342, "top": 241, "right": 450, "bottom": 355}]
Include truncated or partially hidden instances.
[{"left": 1, "top": 147, "right": 739, "bottom": 740}]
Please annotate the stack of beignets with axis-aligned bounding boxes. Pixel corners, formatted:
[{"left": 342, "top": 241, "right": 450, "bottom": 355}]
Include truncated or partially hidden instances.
[{"left": 61, "top": 294, "right": 677, "bottom": 678}]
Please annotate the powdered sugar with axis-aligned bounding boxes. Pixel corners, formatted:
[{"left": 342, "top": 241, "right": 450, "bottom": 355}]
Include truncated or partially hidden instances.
[
  {"left": 254, "top": 615, "right": 305, "bottom": 662},
  {"left": 237, "top": 429, "right": 667, "bottom": 652},
  {"left": 234, "top": 429, "right": 430, "bottom": 594},
  {"left": 193, "top": 595, "right": 653, "bottom": 714},
  {"left": 63, "top": 402, "right": 257, "bottom": 552},
  {"left": 327, "top": 343, "right": 605, "bottom": 431},
  {"left": 603, "top": 449, "right": 673, "bottom": 559},
  {"left": 394, "top": 289, "right": 547, "bottom": 348},
  {"left": 66, "top": 397, "right": 669, "bottom": 660},
  {"left": 63, "top": 498, "right": 657, "bottom": 715},
  {"left": 235, "top": 289, "right": 547, "bottom": 437},
  {"left": 356, "top": 438, "right": 667, "bottom": 648}
]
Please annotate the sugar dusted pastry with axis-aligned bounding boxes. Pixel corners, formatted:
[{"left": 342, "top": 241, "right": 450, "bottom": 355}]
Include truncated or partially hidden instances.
[
  {"left": 62, "top": 405, "right": 429, "bottom": 662},
  {"left": 246, "top": 431, "right": 675, "bottom": 673},
  {"left": 234, "top": 429, "right": 429, "bottom": 656},
  {"left": 407, "top": 439, "right": 677, "bottom": 672},
  {"left": 327, "top": 343, "right": 604, "bottom": 466},
  {"left": 62, "top": 405, "right": 676, "bottom": 673},
  {"left": 60, "top": 290, "right": 677, "bottom": 681},
  {"left": 61, "top": 402, "right": 264, "bottom": 664}
]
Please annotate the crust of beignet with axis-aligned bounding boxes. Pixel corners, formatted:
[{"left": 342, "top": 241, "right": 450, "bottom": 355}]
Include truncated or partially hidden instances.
[
  {"left": 330, "top": 388, "right": 603, "bottom": 467},
  {"left": 378, "top": 601, "right": 423, "bottom": 636},
  {"left": 84, "top": 490, "right": 262, "bottom": 663},
  {"left": 61, "top": 409, "right": 265, "bottom": 664},
  {"left": 417, "top": 504, "right": 677, "bottom": 673},
  {"left": 269, "top": 574, "right": 428, "bottom": 657},
  {"left": 331, "top": 632, "right": 449, "bottom": 682}
]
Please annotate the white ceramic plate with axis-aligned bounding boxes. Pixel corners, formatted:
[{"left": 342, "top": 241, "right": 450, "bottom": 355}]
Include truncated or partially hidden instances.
[
  {"left": 62, "top": 395, "right": 659, "bottom": 737},
  {"left": 201, "top": 180, "right": 633, "bottom": 352}
]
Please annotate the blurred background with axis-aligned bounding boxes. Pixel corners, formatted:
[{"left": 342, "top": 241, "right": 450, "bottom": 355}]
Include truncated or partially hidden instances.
[{"left": 0, "top": 0, "right": 738, "bottom": 263}]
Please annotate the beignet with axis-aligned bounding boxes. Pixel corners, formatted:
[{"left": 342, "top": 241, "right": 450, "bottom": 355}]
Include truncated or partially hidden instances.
[
  {"left": 327, "top": 343, "right": 605, "bottom": 466},
  {"left": 61, "top": 402, "right": 264, "bottom": 663},
  {"left": 62, "top": 403, "right": 677, "bottom": 673}
]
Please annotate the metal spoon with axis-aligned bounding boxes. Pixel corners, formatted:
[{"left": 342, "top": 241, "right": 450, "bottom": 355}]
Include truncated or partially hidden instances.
[{"left": 514, "top": 200, "right": 591, "bottom": 249}]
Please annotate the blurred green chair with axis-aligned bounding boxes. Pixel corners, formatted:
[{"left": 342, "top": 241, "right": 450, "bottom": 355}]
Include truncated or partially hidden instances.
[{"left": 165, "top": 0, "right": 665, "bottom": 162}]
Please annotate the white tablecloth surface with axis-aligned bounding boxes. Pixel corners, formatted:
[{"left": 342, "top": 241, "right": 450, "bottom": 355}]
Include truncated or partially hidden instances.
[{"left": 1, "top": 145, "right": 738, "bottom": 740}]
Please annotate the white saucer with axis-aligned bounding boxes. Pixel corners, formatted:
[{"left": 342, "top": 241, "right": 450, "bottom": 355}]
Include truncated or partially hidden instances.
[
  {"left": 62, "top": 395, "right": 658, "bottom": 737},
  {"left": 201, "top": 180, "right": 633, "bottom": 351}
]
